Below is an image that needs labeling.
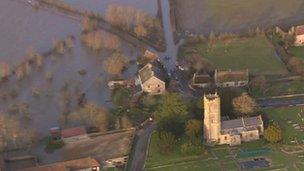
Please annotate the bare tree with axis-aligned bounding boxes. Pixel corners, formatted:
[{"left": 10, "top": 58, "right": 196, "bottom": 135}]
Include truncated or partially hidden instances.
[
  {"left": 232, "top": 93, "right": 257, "bottom": 116},
  {"left": 103, "top": 52, "right": 129, "bottom": 75},
  {"left": 0, "top": 114, "right": 34, "bottom": 152}
]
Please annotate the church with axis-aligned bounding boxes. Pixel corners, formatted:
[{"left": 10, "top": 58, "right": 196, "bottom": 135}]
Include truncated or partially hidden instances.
[{"left": 203, "top": 93, "right": 264, "bottom": 146}]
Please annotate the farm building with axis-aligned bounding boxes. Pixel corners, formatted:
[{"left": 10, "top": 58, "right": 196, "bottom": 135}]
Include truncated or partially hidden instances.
[{"left": 214, "top": 69, "right": 249, "bottom": 88}]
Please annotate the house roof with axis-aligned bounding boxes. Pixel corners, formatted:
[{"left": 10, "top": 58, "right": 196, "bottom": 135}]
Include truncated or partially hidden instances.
[
  {"left": 20, "top": 157, "right": 100, "bottom": 171},
  {"left": 193, "top": 74, "right": 212, "bottom": 84},
  {"left": 144, "top": 50, "right": 158, "bottom": 61},
  {"left": 295, "top": 25, "right": 304, "bottom": 35},
  {"left": 61, "top": 126, "right": 87, "bottom": 138},
  {"left": 138, "top": 63, "right": 166, "bottom": 84},
  {"left": 215, "top": 69, "right": 249, "bottom": 83},
  {"left": 221, "top": 115, "right": 263, "bottom": 131}
]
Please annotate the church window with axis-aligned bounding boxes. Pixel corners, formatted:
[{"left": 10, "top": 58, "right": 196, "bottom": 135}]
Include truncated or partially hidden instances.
[{"left": 224, "top": 136, "right": 227, "bottom": 140}]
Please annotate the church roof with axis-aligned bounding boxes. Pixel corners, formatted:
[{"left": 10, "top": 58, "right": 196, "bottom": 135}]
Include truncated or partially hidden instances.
[
  {"left": 243, "top": 115, "right": 263, "bottom": 127},
  {"left": 221, "top": 119, "right": 243, "bottom": 130},
  {"left": 221, "top": 115, "right": 263, "bottom": 131}
]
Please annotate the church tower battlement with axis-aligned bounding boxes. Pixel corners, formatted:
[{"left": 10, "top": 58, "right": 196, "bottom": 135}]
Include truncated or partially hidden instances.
[{"left": 203, "top": 92, "right": 221, "bottom": 144}]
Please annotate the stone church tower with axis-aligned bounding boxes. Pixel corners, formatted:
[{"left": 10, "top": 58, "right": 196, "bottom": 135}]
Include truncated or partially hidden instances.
[{"left": 203, "top": 92, "right": 221, "bottom": 144}]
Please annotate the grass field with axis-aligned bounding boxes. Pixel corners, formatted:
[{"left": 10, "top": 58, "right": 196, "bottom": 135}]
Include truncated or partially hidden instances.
[
  {"left": 145, "top": 133, "right": 210, "bottom": 168},
  {"left": 174, "top": 0, "right": 304, "bottom": 34},
  {"left": 288, "top": 46, "right": 304, "bottom": 61},
  {"left": 250, "top": 80, "right": 304, "bottom": 98},
  {"left": 263, "top": 106, "right": 304, "bottom": 145},
  {"left": 179, "top": 36, "right": 288, "bottom": 75}
]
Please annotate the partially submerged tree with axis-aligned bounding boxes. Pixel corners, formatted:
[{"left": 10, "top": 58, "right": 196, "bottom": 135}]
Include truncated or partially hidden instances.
[
  {"left": 68, "top": 103, "right": 110, "bottom": 132},
  {"left": 81, "top": 30, "right": 121, "bottom": 51},
  {"left": 0, "top": 114, "right": 34, "bottom": 152},
  {"left": 103, "top": 52, "right": 129, "bottom": 75}
]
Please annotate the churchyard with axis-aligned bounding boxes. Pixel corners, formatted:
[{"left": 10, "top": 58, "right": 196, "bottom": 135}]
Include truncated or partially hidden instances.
[
  {"left": 144, "top": 106, "right": 304, "bottom": 171},
  {"left": 250, "top": 80, "right": 304, "bottom": 98}
]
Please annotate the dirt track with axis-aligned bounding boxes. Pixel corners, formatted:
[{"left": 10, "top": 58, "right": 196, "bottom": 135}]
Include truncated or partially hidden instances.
[{"left": 174, "top": 0, "right": 304, "bottom": 34}]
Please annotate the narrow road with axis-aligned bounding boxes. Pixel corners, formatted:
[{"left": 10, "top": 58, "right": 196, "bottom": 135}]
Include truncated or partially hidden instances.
[
  {"left": 257, "top": 97, "right": 304, "bottom": 108},
  {"left": 128, "top": 123, "right": 156, "bottom": 171}
]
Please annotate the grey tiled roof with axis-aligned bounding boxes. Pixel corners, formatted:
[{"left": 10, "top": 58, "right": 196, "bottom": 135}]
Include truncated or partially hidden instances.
[
  {"left": 221, "top": 119, "right": 244, "bottom": 130},
  {"left": 221, "top": 115, "right": 263, "bottom": 131},
  {"left": 243, "top": 116, "right": 263, "bottom": 127},
  {"left": 138, "top": 62, "right": 166, "bottom": 84}
]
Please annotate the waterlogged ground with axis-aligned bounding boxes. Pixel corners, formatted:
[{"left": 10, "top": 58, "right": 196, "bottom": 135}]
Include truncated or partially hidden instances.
[
  {"left": 174, "top": 0, "right": 304, "bottom": 34},
  {"left": 0, "top": 0, "right": 139, "bottom": 135}
]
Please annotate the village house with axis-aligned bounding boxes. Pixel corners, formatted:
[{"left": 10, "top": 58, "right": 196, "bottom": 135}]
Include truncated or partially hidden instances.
[
  {"left": 203, "top": 93, "right": 264, "bottom": 146},
  {"left": 191, "top": 73, "right": 213, "bottom": 88},
  {"left": 289, "top": 25, "right": 304, "bottom": 46},
  {"left": 20, "top": 157, "right": 100, "bottom": 171},
  {"left": 276, "top": 25, "right": 304, "bottom": 46},
  {"left": 137, "top": 62, "right": 166, "bottom": 95},
  {"left": 60, "top": 126, "right": 89, "bottom": 143},
  {"left": 214, "top": 69, "right": 249, "bottom": 88}
]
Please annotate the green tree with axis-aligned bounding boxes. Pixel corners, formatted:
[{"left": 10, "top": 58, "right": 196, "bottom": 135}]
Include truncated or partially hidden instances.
[
  {"left": 154, "top": 93, "right": 188, "bottom": 121},
  {"left": 185, "top": 119, "right": 202, "bottom": 139},
  {"left": 264, "top": 123, "right": 282, "bottom": 143},
  {"left": 157, "top": 131, "right": 176, "bottom": 154},
  {"left": 111, "top": 88, "right": 132, "bottom": 108}
]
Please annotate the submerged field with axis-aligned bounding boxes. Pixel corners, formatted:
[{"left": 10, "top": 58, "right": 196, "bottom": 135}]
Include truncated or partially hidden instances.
[
  {"left": 174, "top": 0, "right": 304, "bottom": 34},
  {"left": 179, "top": 36, "right": 288, "bottom": 75}
]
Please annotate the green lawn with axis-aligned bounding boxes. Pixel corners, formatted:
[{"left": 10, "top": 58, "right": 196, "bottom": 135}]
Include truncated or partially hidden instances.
[
  {"left": 179, "top": 36, "right": 288, "bottom": 75},
  {"left": 250, "top": 80, "right": 304, "bottom": 98},
  {"left": 288, "top": 46, "right": 304, "bottom": 61},
  {"left": 263, "top": 106, "right": 304, "bottom": 145},
  {"left": 145, "top": 133, "right": 210, "bottom": 168}
]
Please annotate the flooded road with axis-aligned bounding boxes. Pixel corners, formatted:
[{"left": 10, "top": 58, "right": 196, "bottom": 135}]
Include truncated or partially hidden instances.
[{"left": 158, "top": 0, "right": 183, "bottom": 71}]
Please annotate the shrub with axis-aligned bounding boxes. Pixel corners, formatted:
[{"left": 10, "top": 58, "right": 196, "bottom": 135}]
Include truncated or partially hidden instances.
[{"left": 180, "top": 142, "right": 204, "bottom": 155}]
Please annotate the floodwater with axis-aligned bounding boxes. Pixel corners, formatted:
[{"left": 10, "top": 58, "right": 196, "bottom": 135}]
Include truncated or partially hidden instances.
[
  {"left": 0, "top": 0, "right": 178, "bottom": 136},
  {"left": 64, "top": 0, "right": 158, "bottom": 16},
  {"left": 0, "top": 0, "right": 139, "bottom": 135}
]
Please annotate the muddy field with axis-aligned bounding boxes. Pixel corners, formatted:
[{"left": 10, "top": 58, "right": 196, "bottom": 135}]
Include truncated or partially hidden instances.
[{"left": 174, "top": 0, "right": 304, "bottom": 34}]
